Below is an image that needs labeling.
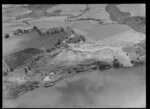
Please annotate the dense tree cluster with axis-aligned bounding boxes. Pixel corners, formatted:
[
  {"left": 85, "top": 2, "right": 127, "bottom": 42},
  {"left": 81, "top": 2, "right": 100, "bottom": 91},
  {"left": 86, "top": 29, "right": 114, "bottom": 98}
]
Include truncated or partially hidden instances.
[{"left": 64, "top": 34, "right": 86, "bottom": 44}]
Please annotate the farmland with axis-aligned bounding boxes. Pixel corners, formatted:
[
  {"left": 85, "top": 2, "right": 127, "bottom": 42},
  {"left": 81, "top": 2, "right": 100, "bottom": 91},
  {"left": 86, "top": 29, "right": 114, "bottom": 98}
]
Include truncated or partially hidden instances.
[{"left": 2, "top": 4, "right": 146, "bottom": 108}]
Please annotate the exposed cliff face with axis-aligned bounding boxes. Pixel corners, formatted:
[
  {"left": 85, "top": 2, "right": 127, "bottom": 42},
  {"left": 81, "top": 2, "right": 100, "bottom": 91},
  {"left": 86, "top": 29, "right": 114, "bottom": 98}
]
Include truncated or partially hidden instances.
[{"left": 3, "top": 30, "right": 145, "bottom": 107}]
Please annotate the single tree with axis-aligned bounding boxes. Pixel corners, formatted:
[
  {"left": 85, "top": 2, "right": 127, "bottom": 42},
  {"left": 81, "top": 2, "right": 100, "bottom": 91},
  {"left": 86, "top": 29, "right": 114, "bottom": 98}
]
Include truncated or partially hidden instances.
[
  {"left": 33, "top": 26, "right": 38, "bottom": 30},
  {"left": 24, "top": 68, "right": 27, "bottom": 74}
]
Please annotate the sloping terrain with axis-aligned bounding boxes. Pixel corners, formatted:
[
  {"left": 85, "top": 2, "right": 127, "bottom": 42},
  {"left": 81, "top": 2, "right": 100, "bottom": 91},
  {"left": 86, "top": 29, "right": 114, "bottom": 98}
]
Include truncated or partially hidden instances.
[
  {"left": 3, "top": 29, "right": 145, "bottom": 108},
  {"left": 2, "top": 4, "right": 146, "bottom": 108}
]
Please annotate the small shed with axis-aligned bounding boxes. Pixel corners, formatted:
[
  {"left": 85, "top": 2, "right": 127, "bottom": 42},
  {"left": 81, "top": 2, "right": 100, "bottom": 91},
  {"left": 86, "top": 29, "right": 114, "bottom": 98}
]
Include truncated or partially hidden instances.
[{"left": 39, "top": 28, "right": 47, "bottom": 36}]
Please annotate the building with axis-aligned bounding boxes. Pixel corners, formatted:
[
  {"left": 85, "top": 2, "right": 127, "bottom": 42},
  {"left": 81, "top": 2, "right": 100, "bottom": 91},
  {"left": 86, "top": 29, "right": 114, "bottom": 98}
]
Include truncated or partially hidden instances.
[
  {"left": 24, "top": 26, "right": 34, "bottom": 32},
  {"left": 12, "top": 27, "right": 24, "bottom": 36},
  {"left": 12, "top": 26, "right": 34, "bottom": 36},
  {"left": 12, "top": 29, "right": 19, "bottom": 36},
  {"left": 39, "top": 28, "right": 47, "bottom": 36}
]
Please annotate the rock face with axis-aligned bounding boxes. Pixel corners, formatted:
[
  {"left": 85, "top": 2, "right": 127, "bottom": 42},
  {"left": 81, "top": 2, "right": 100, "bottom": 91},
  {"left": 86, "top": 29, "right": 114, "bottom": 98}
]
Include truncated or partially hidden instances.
[{"left": 3, "top": 30, "right": 145, "bottom": 107}]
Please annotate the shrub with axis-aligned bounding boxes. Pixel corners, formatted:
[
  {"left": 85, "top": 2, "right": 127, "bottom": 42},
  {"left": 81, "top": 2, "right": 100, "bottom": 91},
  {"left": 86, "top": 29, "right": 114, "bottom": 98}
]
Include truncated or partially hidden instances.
[
  {"left": 50, "top": 28, "right": 55, "bottom": 34},
  {"left": 53, "top": 10, "right": 62, "bottom": 14},
  {"left": 5, "top": 33, "right": 10, "bottom": 39}
]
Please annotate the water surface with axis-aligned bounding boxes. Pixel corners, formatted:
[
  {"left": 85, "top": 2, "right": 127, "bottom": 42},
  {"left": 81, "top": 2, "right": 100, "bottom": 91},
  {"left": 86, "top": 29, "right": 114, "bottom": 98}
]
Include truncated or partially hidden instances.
[{"left": 14, "top": 65, "right": 146, "bottom": 108}]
